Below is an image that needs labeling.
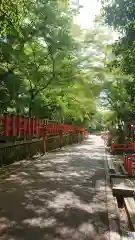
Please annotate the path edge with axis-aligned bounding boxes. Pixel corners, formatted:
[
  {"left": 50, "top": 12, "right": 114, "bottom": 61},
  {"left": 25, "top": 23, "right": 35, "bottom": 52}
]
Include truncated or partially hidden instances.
[{"left": 104, "top": 147, "right": 121, "bottom": 240}]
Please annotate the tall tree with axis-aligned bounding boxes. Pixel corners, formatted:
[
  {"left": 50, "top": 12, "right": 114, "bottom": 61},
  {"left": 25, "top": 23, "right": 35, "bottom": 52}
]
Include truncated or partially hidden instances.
[{"left": 102, "top": 0, "right": 135, "bottom": 125}]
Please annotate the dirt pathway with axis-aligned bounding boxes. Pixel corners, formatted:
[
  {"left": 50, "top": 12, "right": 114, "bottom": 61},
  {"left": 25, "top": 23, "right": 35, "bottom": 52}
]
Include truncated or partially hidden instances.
[{"left": 0, "top": 136, "right": 110, "bottom": 240}]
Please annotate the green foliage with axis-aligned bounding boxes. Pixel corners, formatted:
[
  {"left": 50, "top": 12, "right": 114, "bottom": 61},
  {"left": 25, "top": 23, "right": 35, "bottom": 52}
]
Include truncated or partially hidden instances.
[
  {"left": 0, "top": 0, "right": 111, "bottom": 128},
  {"left": 102, "top": 0, "right": 135, "bottom": 78},
  {"left": 101, "top": 0, "right": 135, "bottom": 129}
]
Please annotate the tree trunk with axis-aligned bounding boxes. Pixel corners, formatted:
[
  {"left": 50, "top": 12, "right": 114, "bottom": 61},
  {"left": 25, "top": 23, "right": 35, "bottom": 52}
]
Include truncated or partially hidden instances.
[{"left": 28, "top": 94, "right": 34, "bottom": 118}]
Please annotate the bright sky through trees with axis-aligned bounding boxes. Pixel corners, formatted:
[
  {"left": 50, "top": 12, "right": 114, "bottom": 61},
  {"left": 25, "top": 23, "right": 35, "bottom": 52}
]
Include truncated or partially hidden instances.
[{"left": 75, "top": 0, "right": 101, "bottom": 28}]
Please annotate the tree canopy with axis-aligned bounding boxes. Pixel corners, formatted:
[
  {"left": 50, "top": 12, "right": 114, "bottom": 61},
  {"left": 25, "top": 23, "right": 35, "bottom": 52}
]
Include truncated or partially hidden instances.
[
  {"left": 3, "top": 0, "right": 134, "bottom": 133},
  {"left": 101, "top": 0, "right": 135, "bottom": 132},
  {"left": 0, "top": 0, "right": 111, "bottom": 129}
]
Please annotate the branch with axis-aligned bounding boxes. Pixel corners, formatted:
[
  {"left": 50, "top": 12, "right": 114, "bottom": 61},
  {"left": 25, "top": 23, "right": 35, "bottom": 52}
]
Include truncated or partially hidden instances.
[
  {"left": 31, "top": 44, "right": 40, "bottom": 76},
  {"left": 71, "top": 96, "right": 81, "bottom": 104},
  {"left": 28, "top": 78, "right": 33, "bottom": 92}
]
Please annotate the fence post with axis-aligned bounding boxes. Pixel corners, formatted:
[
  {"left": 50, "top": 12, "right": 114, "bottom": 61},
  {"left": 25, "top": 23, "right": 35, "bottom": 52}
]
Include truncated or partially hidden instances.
[
  {"left": 3, "top": 114, "right": 9, "bottom": 136},
  {"left": 17, "top": 116, "right": 21, "bottom": 137},
  {"left": 28, "top": 118, "right": 31, "bottom": 136},
  {"left": 128, "top": 158, "right": 132, "bottom": 175},
  {"left": 36, "top": 119, "right": 39, "bottom": 135},
  {"left": 23, "top": 117, "right": 27, "bottom": 137},
  {"left": 10, "top": 115, "right": 16, "bottom": 136}
]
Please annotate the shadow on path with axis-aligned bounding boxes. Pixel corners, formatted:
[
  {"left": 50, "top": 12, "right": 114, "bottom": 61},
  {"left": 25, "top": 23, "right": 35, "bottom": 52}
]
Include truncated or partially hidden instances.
[{"left": 0, "top": 136, "right": 109, "bottom": 240}]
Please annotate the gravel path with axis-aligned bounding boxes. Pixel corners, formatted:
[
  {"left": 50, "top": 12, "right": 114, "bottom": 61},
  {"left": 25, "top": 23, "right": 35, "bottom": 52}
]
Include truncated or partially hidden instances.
[{"left": 0, "top": 136, "right": 110, "bottom": 240}]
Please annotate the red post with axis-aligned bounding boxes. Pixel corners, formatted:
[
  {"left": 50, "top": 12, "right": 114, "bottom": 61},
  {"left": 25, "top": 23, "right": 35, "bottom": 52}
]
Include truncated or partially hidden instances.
[
  {"left": 36, "top": 119, "right": 39, "bottom": 135},
  {"left": 31, "top": 118, "right": 34, "bottom": 135},
  {"left": 56, "top": 124, "right": 58, "bottom": 135},
  {"left": 10, "top": 115, "right": 16, "bottom": 136},
  {"left": 53, "top": 123, "right": 55, "bottom": 135},
  {"left": 52, "top": 123, "right": 54, "bottom": 135},
  {"left": 37, "top": 119, "right": 39, "bottom": 135},
  {"left": 17, "top": 116, "right": 21, "bottom": 136},
  {"left": 3, "top": 114, "right": 9, "bottom": 136},
  {"left": 49, "top": 124, "right": 52, "bottom": 135},
  {"left": 128, "top": 159, "right": 132, "bottom": 175},
  {"left": 54, "top": 123, "right": 56, "bottom": 135},
  {"left": 28, "top": 118, "right": 31, "bottom": 136},
  {"left": 39, "top": 120, "right": 41, "bottom": 135},
  {"left": 124, "top": 155, "right": 128, "bottom": 171},
  {"left": 133, "top": 143, "right": 135, "bottom": 152},
  {"left": 23, "top": 117, "right": 27, "bottom": 136},
  {"left": 34, "top": 118, "right": 37, "bottom": 135},
  {"left": 33, "top": 118, "right": 35, "bottom": 135},
  {"left": 124, "top": 155, "right": 126, "bottom": 170}
]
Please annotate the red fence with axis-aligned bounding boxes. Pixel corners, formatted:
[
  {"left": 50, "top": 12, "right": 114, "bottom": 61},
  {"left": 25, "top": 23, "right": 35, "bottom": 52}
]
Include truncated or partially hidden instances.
[
  {"left": 0, "top": 115, "right": 88, "bottom": 139},
  {"left": 111, "top": 143, "right": 135, "bottom": 152},
  {"left": 122, "top": 154, "right": 135, "bottom": 175}
]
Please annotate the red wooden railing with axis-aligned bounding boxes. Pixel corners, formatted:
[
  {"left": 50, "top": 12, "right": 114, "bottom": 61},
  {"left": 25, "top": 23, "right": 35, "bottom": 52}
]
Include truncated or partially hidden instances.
[
  {"left": 0, "top": 114, "right": 88, "bottom": 149},
  {"left": 111, "top": 143, "right": 135, "bottom": 152},
  {"left": 0, "top": 115, "right": 87, "bottom": 137},
  {"left": 122, "top": 154, "right": 135, "bottom": 175}
]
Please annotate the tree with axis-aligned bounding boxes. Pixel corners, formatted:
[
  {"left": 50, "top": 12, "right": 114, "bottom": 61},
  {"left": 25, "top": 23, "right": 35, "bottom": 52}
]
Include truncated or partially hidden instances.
[
  {"left": 101, "top": 0, "right": 135, "bottom": 129},
  {"left": 0, "top": 0, "right": 115, "bottom": 130},
  {"left": 0, "top": 0, "right": 76, "bottom": 115},
  {"left": 102, "top": 0, "right": 135, "bottom": 89}
]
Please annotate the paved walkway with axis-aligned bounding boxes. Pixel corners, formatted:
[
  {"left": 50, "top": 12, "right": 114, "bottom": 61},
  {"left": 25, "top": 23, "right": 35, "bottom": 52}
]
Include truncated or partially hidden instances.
[{"left": 0, "top": 136, "right": 109, "bottom": 240}]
